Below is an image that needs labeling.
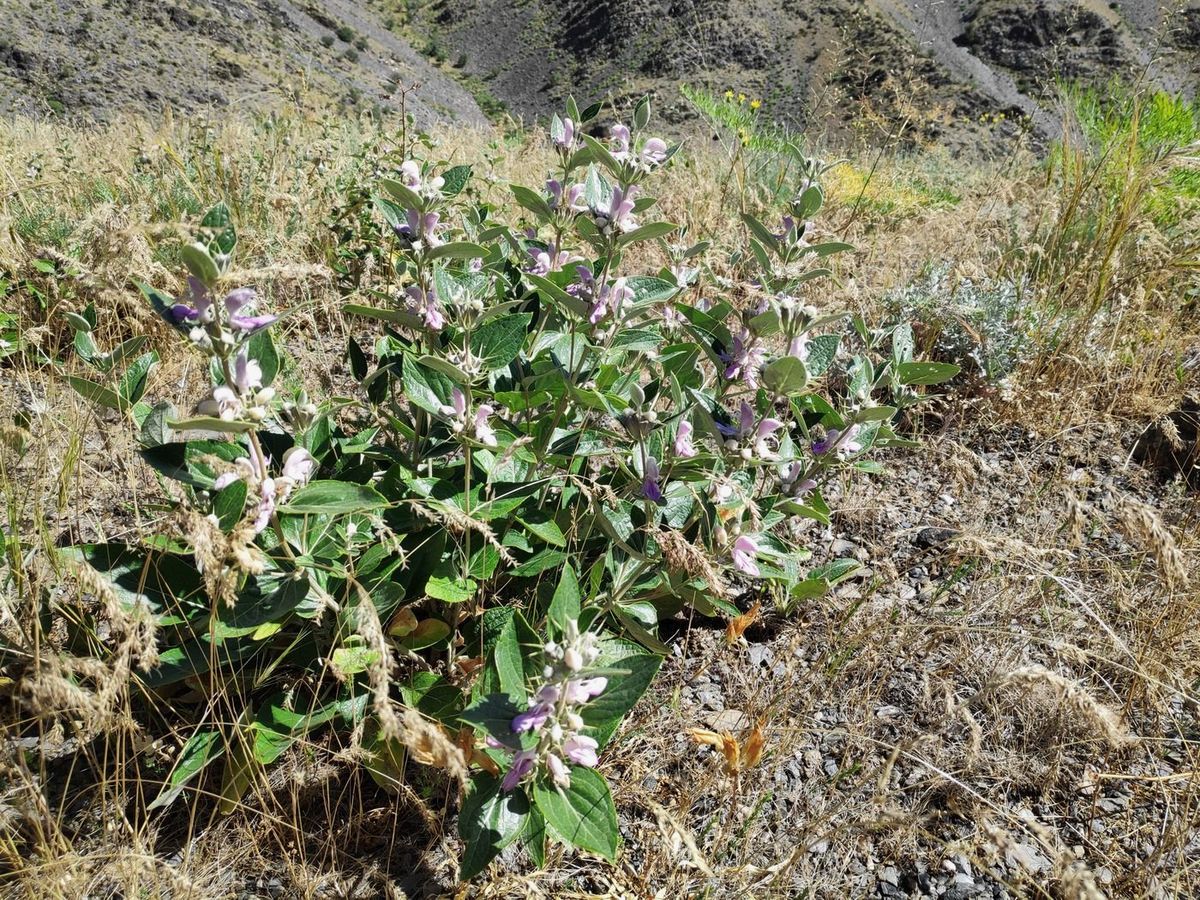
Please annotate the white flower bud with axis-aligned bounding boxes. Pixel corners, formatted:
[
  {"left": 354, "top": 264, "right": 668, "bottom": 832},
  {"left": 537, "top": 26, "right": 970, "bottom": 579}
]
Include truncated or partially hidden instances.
[{"left": 564, "top": 648, "right": 583, "bottom": 672}]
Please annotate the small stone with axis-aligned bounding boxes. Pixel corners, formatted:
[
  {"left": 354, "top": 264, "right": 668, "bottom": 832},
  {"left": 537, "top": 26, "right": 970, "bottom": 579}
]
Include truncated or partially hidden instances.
[
  {"left": 879, "top": 865, "right": 900, "bottom": 886},
  {"left": 707, "top": 708, "right": 748, "bottom": 731}
]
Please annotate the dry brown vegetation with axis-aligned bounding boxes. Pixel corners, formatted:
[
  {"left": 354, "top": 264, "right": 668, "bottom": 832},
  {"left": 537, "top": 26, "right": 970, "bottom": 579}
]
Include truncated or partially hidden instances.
[{"left": 1, "top": 103, "right": 1198, "bottom": 898}]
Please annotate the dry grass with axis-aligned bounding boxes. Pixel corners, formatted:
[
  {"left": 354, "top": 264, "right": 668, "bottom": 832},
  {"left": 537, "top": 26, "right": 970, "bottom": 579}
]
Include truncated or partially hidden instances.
[{"left": 1, "top": 104, "right": 1199, "bottom": 898}]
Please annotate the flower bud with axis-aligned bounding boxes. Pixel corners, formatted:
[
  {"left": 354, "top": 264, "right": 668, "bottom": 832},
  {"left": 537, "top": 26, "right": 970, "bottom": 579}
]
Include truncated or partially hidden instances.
[{"left": 563, "top": 648, "right": 583, "bottom": 672}]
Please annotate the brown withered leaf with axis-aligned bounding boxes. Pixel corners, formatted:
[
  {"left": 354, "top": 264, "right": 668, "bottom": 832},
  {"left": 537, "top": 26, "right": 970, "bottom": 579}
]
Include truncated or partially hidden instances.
[{"left": 725, "top": 600, "right": 761, "bottom": 644}]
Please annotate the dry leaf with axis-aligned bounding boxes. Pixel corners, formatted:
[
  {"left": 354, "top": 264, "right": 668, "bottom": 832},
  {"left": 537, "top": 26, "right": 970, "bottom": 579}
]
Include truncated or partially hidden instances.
[
  {"left": 743, "top": 720, "right": 766, "bottom": 769},
  {"left": 689, "top": 728, "right": 740, "bottom": 773},
  {"left": 725, "top": 600, "right": 761, "bottom": 644}
]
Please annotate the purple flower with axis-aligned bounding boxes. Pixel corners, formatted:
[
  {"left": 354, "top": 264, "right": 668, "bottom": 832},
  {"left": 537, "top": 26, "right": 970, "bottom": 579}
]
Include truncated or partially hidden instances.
[
  {"left": 598, "top": 185, "right": 638, "bottom": 234},
  {"left": 512, "top": 703, "right": 552, "bottom": 734},
  {"left": 169, "top": 276, "right": 213, "bottom": 324},
  {"left": 721, "top": 328, "right": 767, "bottom": 387},
  {"left": 674, "top": 420, "right": 697, "bottom": 458},
  {"left": 225, "top": 284, "right": 277, "bottom": 333},
  {"left": 396, "top": 209, "right": 443, "bottom": 248},
  {"left": 400, "top": 160, "right": 421, "bottom": 188},
  {"left": 563, "top": 734, "right": 599, "bottom": 768},
  {"left": 641, "top": 137, "right": 668, "bottom": 166},
  {"left": 641, "top": 455, "right": 663, "bottom": 502},
  {"left": 501, "top": 749, "right": 537, "bottom": 792},
  {"left": 813, "top": 424, "right": 863, "bottom": 458},
  {"left": 732, "top": 535, "right": 760, "bottom": 577},
  {"left": 406, "top": 284, "right": 444, "bottom": 331}
]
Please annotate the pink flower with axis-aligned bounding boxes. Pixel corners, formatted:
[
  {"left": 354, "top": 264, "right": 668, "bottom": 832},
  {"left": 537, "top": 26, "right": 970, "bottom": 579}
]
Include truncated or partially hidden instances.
[
  {"left": 563, "top": 734, "right": 599, "bottom": 768},
  {"left": 721, "top": 328, "right": 766, "bottom": 386},
  {"left": 474, "top": 405, "right": 498, "bottom": 447},
  {"left": 252, "top": 478, "right": 277, "bottom": 534},
  {"left": 674, "top": 420, "right": 696, "bottom": 458},
  {"left": 787, "top": 333, "right": 809, "bottom": 360},
  {"left": 641, "top": 137, "right": 668, "bottom": 166},
  {"left": 732, "top": 535, "right": 760, "bottom": 577},
  {"left": 609, "top": 123, "right": 631, "bottom": 157},
  {"left": 564, "top": 677, "right": 607, "bottom": 705},
  {"left": 232, "top": 351, "right": 263, "bottom": 395},
  {"left": 281, "top": 447, "right": 315, "bottom": 485},
  {"left": 546, "top": 753, "right": 571, "bottom": 787},
  {"left": 501, "top": 749, "right": 537, "bottom": 792}
]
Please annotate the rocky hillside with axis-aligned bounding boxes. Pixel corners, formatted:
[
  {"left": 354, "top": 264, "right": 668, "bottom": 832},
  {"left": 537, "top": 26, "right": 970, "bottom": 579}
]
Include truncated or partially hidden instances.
[
  {"left": 1, "top": 0, "right": 1198, "bottom": 147},
  {"left": 418, "top": 0, "right": 1200, "bottom": 146},
  {"left": 0, "top": 0, "right": 486, "bottom": 127}
]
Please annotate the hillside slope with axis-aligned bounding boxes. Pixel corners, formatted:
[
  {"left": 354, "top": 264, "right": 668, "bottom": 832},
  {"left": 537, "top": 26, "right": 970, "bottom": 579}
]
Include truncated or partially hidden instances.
[
  {"left": 0, "top": 0, "right": 486, "bottom": 127},
  {"left": 417, "top": 0, "right": 1200, "bottom": 146},
  {"left": 0, "top": 0, "right": 1197, "bottom": 147}
]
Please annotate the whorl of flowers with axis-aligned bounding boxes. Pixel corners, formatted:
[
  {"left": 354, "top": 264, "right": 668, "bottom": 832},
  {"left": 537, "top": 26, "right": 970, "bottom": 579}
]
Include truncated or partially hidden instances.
[{"left": 494, "top": 618, "right": 607, "bottom": 792}]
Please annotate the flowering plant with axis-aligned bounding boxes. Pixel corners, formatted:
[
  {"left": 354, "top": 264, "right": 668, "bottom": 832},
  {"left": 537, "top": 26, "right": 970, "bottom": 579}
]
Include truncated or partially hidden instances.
[{"left": 63, "top": 96, "right": 956, "bottom": 876}]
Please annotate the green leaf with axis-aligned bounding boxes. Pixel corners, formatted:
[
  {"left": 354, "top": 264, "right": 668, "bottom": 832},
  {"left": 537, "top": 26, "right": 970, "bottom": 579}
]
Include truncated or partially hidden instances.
[
  {"left": 248, "top": 328, "right": 279, "bottom": 387},
  {"left": 461, "top": 693, "right": 524, "bottom": 743},
  {"left": 66, "top": 376, "right": 123, "bottom": 411},
  {"left": 624, "top": 275, "right": 678, "bottom": 306},
  {"left": 511, "top": 184, "right": 552, "bottom": 218},
  {"left": 805, "top": 334, "right": 840, "bottom": 376},
  {"left": 518, "top": 511, "right": 566, "bottom": 548},
  {"left": 494, "top": 618, "right": 526, "bottom": 701},
  {"left": 441, "top": 164, "right": 473, "bottom": 197},
  {"left": 167, "top": 416, "right": 257, "bottom": 434},
  {"left": 741, "top": 213, "right": 780, "bottom": 252},
  {"left": 139, "top": 400, "right": 175, "bottom": 447},
  {"left": 533, "top": 767, "right": 618, "bottom": 860},
  {"left": 762, "top": 355, "right": 808, "bottom": 395},
  {"left": 380, "top": 176, "right": 424, "bottom": 210},
  {"left": 147, "top": 729, "right": 224, "bottom": 811},
  {"left": 427, "top": 241, "right": 488, "bottom": 262},
  {"left": 583, "top": 638, "right": 662, "bottom": 742},
  {"left": 332, "top": 645, "right": 380, "bottom": 677},
  {"left": 402, "top": 355, "right": 456, "bottom": 414},
  {"left": 511, "top": 549, "right": 567, "bottom": 577},
  {"left": 896, "top": 361, "right": 960, "bottom": 386},
  {"left": 633, "top": 94, "right": 651, "bottom": 129},
  {"left": 548, "top": 566, "right": 581, "bottom": 638},
  {"left": 471, "top": 314, "right": 531, "bottom": 372},
  {"left": 459, "top": 775, "right": 530, "bottom": 879},
  {"left": 200, "top": 202, "right": 237, "bottom": 258},
  {"left": 426, "top": 574, "right": 476, "bottom": 603},
  {"left": 344, "top": 302, "right": 424, "bottom": 330},
  {"left": 212, "top": 479, "right": 248, "bottom": 531},
  {"left": 180, "top": 242, "right": 219, "bottom": 286},
  {"left": 118, "top": 351, "right": 159, "bottom": 405},
  {"left": 617, "top": 221, "right": 678, "bottom": 247},
  {"left": 281, "top": 480, "right": 388, "bottom": 515}
]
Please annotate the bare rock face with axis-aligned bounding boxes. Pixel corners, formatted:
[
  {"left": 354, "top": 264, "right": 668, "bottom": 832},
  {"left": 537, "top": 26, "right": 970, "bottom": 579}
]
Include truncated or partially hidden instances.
[
  {"left": 0, "top": 0, "right": 487, "bottom": 127},
  {"left": 959, "top": 0, "right": 1137, "bottom": 93}
]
